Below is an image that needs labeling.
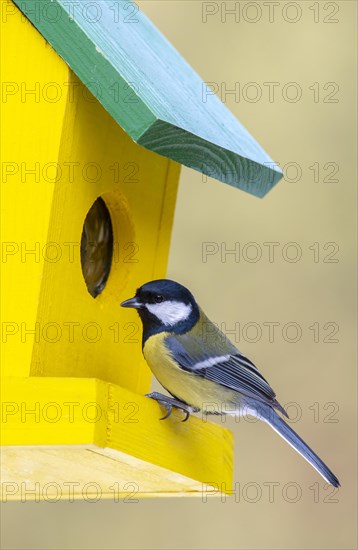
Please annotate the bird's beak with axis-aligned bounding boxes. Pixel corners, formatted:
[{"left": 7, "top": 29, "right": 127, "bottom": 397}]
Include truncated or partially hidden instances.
[{"left": 120, "top": 296, "right": 142, "bottom": 309}]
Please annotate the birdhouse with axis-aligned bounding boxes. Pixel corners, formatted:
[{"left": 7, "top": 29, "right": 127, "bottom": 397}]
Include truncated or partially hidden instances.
[{"left": 1, "top": 0, "right": 282, "bottom": 500}]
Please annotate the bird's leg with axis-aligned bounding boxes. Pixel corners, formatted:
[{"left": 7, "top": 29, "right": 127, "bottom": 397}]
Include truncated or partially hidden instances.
[{"left": 145, "top": 392, "right": 197, "bottom": 422}]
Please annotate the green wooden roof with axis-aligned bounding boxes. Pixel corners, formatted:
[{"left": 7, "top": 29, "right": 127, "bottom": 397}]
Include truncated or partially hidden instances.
[{"left": 13, "top": 0, "right": 283, "bottom": 197}]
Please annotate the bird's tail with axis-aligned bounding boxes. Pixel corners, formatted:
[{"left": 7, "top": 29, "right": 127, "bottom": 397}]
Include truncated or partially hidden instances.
[{"left": 258, "top": 405, "right": 340, "bottom": 487}]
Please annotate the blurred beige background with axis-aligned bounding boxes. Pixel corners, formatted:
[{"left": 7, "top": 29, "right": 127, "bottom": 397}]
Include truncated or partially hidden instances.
[{"left": 2, "top": 1, "right": 357, "bottom": 549}]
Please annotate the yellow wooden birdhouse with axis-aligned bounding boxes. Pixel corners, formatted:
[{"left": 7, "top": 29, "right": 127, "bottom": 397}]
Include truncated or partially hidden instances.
[{"left": 1, "top": 0, "right": 282, "bottom": 500}]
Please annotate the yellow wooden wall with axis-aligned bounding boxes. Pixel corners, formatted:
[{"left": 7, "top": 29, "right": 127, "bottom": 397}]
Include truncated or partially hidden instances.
[{"left": 1, "top": 5, "right": 179, "bottom": 393}]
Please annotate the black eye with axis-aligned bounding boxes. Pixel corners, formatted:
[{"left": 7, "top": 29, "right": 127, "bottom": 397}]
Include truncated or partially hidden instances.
[{"left": 154, "top": 295, "right": 164, "bottom": 303}]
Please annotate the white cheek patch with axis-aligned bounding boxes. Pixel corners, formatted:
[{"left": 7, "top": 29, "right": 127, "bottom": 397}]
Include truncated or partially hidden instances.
[{"left": 146, "top": 301, "right": 192, "bottom": 326}]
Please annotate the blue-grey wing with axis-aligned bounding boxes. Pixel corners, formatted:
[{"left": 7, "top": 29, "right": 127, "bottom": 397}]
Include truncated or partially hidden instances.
[{"left": 165, "top": 334, "right": 287, "bottom": 415}]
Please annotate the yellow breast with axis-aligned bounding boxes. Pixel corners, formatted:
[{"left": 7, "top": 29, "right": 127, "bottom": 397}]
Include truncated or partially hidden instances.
[{"left": 143, "top": 333, "right": 237, "bottom": 412}]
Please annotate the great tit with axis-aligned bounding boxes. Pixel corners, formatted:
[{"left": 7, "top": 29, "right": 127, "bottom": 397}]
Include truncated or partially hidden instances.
[{"left": 121, "top": 279, "right": 340, "bottom": 487}]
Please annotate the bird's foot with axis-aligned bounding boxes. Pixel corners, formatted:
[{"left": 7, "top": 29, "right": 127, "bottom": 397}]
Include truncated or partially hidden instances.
[{"left": 145, "top": 392, "right": 197, "bottom": 422}]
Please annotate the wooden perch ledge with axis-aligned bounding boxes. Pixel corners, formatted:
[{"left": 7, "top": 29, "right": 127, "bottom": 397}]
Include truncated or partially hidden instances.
[{"left": 1, "top": 377, "right": 233, "bottom": 500}]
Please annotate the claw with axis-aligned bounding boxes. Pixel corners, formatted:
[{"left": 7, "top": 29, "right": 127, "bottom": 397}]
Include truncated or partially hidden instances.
[
  {"left": 146, "top": 392, "right": 193, "bottom": 422},
  {"left": 159, "top": 407, "right": 173, "bottom": 421},
  {"left": 181, "top": 409, "right": 190, "bottom": 422}
]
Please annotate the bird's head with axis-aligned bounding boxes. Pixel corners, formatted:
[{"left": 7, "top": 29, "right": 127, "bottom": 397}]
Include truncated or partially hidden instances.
[{"left": 120, "top": 279, "right": 199, "bottom": 335}]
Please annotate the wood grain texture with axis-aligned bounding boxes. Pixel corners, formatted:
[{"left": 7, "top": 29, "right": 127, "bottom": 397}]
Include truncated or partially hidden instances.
[
  {"left": 11, "top": 0, "right": 283, "bottom": 196},
  {"left": 1, "top": 377, "right": 234, "bottom": 495},
  {"left": 1, "top": 3, "right": 69, "bottom": 377},
  {"left": 1, "top": 446, "right": 221, "bottom": 500}
]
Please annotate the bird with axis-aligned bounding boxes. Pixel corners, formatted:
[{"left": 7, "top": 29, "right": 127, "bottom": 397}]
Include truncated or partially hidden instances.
[{"left": 121, "top": 278, "right": 340, "bottom": 487}]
